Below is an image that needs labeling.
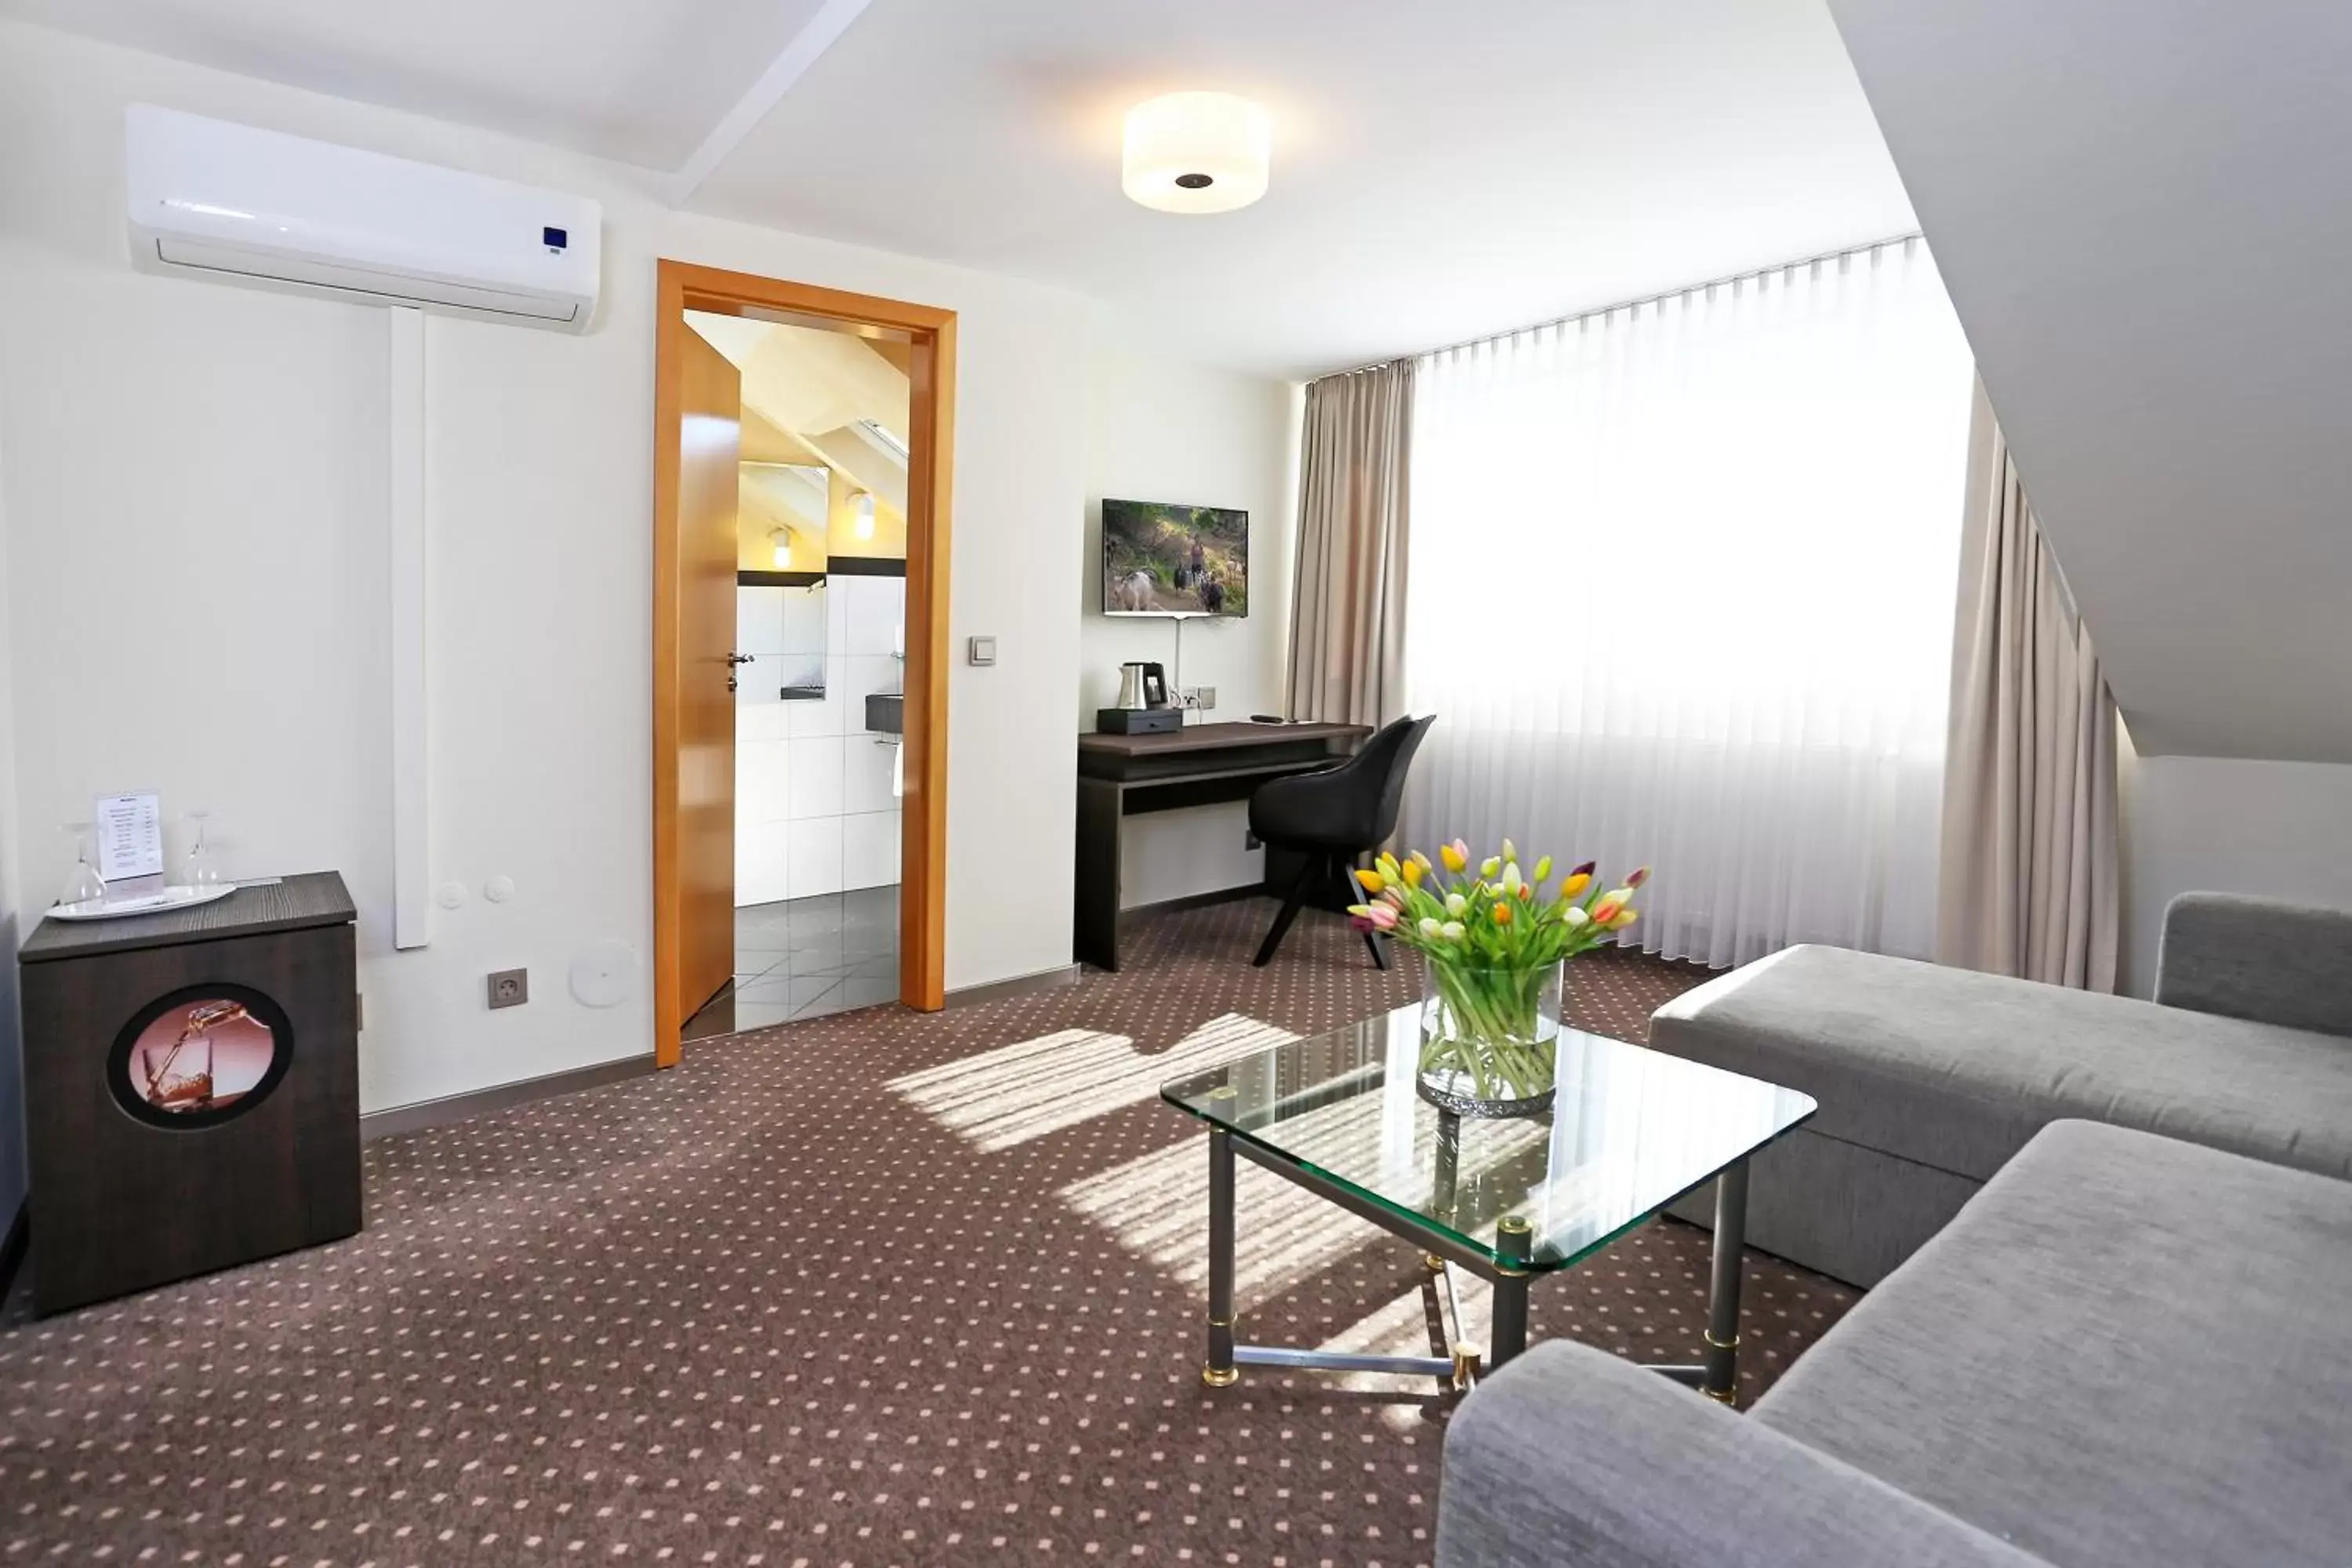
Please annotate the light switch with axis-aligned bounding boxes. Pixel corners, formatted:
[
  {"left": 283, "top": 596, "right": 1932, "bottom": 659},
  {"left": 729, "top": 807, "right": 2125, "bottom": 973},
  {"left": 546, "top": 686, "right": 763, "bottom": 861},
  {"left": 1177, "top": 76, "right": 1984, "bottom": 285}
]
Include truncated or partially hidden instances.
[{"left": 968, "top": 636, "right": 997, "bottom": 666}]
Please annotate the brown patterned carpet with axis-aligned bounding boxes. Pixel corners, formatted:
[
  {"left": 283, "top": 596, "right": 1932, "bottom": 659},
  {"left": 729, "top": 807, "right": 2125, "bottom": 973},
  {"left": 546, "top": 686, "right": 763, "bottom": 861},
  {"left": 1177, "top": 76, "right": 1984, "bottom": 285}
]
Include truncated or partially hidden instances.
[{"left": 0, "top": 899, "right": 1855, "bottom": 1566}]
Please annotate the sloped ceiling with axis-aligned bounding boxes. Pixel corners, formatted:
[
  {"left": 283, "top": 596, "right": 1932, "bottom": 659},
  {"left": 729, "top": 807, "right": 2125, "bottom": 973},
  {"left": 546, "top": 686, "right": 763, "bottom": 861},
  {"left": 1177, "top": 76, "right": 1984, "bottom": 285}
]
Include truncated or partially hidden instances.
[
  {"left": 1828, "top": 0, "right": 2352, "bottom": 761},
  {"left": 12, "top": 0, "right": 1917, "bottom": 378},
  {"left": 0, "top": 0, "right": 837, "bottom": 168}
]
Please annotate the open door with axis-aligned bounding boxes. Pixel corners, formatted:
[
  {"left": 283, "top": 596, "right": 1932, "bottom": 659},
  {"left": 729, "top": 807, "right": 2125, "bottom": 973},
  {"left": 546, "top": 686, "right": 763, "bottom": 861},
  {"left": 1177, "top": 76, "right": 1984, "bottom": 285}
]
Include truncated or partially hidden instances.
[
  {"left": 653, "top": 260, "right": 955, "bottom": 1066},
  {"left": 673, "top": 325, "right": 742, "bottom": 1020}
]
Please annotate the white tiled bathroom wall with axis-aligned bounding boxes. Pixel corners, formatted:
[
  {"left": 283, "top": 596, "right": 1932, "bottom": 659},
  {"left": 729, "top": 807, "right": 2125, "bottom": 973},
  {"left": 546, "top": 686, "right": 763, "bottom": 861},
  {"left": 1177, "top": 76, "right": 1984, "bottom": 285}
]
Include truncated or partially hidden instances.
[{"left": 735, "top": 575, "right": 905, "bottom": 904}]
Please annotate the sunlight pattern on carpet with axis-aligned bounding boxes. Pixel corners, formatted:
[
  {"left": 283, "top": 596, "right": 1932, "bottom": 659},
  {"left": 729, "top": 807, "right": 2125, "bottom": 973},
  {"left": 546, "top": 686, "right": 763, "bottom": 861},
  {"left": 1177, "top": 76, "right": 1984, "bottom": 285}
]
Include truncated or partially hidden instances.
[{"left": 887, "top": 1011, "right": 1295, "bottom": 1151}]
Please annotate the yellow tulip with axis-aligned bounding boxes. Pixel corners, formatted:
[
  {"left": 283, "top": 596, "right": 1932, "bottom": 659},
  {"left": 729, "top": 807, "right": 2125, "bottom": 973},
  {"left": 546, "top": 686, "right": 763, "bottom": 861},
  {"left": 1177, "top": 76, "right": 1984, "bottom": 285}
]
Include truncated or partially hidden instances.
[
  {"left": 1401, "top": 859, "right": 1425, "bottom": 888},
  {"left": 1355, "top": 867, "right": 1386, "bottom": 895},
  {"left": 1533, "top": 855, "right": 1552, "bottom": 882},
  {"left": 1611, "top": 909, "right": 1639, "bottom": 930},
  {"left": 1439, "top": 841, "right": 1468, "bottom": 873},
  {"left": 1479, "top": 856, "right": 1502, "bottom": 877},
  {"left": 1377, "top": 851, "right": 1403, "bottom": 880},
  {"left": 1562, "top": 873, "right": 1591, "bottom": 898}
]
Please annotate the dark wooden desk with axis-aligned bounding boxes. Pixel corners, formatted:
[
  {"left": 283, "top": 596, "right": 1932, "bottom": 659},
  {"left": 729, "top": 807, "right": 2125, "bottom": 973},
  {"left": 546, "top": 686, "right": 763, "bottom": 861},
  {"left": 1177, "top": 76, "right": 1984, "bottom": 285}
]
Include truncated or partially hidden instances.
[{"left": 1076, "top": 720, "right": 1370, "bottom": 971}]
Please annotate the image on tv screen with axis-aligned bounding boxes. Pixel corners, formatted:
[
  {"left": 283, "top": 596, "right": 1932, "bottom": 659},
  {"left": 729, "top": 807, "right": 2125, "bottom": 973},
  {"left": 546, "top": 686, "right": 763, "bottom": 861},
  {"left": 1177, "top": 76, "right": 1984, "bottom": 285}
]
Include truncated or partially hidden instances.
[{"left": 1102, "top": 499, "right": 1248, "bottom": 616}]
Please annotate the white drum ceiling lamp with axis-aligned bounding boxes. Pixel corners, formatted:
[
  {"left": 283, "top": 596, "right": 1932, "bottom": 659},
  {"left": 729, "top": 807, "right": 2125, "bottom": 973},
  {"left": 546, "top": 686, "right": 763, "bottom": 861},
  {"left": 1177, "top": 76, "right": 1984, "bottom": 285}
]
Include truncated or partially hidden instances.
[{"left": 1122, "top": 92, "right": 1272, "bottom": 214}]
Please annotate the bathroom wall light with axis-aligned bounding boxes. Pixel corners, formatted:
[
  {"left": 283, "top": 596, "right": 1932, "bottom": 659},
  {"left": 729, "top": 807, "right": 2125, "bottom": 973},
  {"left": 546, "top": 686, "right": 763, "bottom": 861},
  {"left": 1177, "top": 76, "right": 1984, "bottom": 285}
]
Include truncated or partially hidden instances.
[
  {"left": 1122, "top": 92, "right": 1272, "bottom": 214},
  {"left": 769, "top": 527, "right": 793, "bottom": 568},
  {"left": 854, "top": 491, "right": 877, "bottom": 542}
]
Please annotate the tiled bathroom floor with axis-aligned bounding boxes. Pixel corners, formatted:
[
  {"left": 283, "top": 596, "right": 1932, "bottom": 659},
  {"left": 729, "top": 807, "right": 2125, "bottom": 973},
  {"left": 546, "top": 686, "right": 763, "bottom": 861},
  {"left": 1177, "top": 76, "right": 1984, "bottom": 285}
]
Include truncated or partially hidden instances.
[{"left": 682, "top": 885, "right": 900, "bottom": 1038}]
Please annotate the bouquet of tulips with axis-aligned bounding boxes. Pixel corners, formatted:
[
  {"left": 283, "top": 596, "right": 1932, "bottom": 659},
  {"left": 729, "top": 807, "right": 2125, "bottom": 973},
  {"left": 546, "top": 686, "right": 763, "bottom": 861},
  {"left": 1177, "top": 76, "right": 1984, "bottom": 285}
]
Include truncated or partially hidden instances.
[{"left": 1350, "top": 839, "right": 1649, "bottom": 1107}]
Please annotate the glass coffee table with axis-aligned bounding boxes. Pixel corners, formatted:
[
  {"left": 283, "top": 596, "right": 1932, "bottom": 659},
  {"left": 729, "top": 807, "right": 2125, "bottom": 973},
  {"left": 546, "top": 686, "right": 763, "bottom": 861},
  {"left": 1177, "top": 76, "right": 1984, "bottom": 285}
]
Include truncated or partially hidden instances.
[{"left": 1161, "top": 1003, "right": 1815, "bottom": 1403}]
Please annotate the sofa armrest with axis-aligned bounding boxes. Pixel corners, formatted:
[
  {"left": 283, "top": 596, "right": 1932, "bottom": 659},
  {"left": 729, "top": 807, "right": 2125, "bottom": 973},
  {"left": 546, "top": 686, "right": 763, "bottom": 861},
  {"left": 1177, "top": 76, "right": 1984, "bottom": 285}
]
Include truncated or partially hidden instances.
[
  {"left": 1436, "top": 1343, "right": 2047, "bottom": 1568},
  {"left": 2157, "top": 893, "right": 2352, "bottom": 1039}
]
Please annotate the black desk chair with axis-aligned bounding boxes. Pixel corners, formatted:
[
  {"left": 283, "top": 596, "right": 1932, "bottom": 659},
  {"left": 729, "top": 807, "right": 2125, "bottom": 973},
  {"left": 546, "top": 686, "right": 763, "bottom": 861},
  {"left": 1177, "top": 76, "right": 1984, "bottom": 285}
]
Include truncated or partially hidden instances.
[{"left": 1247, "top": 713, "right": 1435, "bottom": 968}]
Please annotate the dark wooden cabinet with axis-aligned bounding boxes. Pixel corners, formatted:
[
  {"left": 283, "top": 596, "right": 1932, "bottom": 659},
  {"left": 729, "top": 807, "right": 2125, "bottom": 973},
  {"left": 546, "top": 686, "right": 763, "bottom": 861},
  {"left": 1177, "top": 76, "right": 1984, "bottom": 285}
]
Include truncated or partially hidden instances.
[{"left": 17, "top": 872, "right": 361, "bottom": 1313}]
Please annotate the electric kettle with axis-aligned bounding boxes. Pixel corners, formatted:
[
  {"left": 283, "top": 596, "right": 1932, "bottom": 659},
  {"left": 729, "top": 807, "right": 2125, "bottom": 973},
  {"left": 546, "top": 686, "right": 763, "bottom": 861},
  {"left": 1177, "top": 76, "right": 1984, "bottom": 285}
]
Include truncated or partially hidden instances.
[{"left": 1116, "top": 661, "right": 1168, "bottom": 709}]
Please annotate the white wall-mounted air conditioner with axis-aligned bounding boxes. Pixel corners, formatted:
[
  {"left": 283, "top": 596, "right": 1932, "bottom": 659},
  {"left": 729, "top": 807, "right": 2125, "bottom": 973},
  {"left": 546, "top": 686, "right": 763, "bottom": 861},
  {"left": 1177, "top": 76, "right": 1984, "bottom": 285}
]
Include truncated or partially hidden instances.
[{"left": 125, "top": 104, "right": 601, "bottom": 332}]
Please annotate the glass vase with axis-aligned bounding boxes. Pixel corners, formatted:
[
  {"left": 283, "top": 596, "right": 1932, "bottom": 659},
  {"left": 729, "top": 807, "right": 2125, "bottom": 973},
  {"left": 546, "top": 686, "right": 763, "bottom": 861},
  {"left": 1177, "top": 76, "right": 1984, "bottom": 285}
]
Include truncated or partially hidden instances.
[{"left": 1417, "top": 957, "right": 1563, "bottom": 1118}]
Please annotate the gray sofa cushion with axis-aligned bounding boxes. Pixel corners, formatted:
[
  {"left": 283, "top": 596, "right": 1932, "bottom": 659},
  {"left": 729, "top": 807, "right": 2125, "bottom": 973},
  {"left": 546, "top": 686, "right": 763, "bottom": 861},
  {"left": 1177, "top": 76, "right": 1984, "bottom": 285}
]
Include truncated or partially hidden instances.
[
  {"left": 1438, "top": 1341, "right": 2043, "bottom": 1568},
  {"left": 1650, "top": 944, "right": 2352, "bottom": 1182},
  {"left": 1752, "top": 1120, "right": 2352, "bottom": 1568},
  {"left": 2158, "top": 891, "right": 2352, "bottom": 1038}
]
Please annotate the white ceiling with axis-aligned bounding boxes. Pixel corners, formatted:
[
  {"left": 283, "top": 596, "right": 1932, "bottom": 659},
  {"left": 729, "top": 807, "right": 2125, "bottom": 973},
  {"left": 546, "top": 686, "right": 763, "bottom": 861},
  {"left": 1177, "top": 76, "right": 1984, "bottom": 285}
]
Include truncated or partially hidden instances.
[
  {"left": 0, "top": 0, "right": 835, "bottom": 169},
  {"left": 693, "top": 0, "right": 1918, "bottom": 376},
  {"left": 1830, "top": 0, "right": 2352, "bottom": 763},
  {"left": 3, "top": 0, "right": 1917, "bottom": 377}
]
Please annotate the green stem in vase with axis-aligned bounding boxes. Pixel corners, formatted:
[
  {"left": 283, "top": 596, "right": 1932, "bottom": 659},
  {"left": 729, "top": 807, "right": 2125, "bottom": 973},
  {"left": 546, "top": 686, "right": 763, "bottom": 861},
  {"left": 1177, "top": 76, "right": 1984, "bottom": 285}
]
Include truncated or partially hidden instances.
[{"left": 1423, "top": 958, "right": 1559, "bottom": 1102}]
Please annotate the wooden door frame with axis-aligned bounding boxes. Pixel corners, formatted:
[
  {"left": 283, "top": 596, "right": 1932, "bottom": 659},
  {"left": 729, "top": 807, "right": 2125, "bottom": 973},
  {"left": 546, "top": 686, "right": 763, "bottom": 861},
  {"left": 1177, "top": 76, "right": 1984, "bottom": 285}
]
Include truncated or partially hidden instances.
[{"left": 652, "top": 259, "right": 955, "bottom": 1063}]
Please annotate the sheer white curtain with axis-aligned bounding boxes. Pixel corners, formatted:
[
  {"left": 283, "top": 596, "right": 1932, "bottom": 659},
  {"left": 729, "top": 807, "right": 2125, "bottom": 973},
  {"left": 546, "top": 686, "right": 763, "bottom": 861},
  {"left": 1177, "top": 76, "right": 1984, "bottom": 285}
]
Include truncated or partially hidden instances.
[{"left": 1402, "top": 238, "right": 1973, "bottom": 967}]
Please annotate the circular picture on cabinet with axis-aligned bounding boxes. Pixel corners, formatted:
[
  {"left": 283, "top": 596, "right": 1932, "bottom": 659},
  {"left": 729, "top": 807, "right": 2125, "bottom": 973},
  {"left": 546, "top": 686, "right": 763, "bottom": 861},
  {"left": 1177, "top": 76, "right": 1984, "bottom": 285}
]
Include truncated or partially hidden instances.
[{"left": 108, "top": 984, "right": 295, "bottom": 1130}]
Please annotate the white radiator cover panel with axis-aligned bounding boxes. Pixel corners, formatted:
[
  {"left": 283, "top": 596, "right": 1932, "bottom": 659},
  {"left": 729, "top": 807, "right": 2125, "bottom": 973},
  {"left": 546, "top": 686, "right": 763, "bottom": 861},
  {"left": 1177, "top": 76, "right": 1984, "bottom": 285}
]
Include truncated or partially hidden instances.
[{"left": 126, "top": 104, "right": 601, "bottom": 331}]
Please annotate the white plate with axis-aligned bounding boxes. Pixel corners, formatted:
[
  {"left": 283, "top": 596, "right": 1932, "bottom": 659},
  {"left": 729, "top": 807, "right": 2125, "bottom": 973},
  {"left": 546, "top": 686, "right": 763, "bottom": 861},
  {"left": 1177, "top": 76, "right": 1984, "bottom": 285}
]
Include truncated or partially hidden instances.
[{"left": 49, "top": 883, "right": 240, "bottom": 921}]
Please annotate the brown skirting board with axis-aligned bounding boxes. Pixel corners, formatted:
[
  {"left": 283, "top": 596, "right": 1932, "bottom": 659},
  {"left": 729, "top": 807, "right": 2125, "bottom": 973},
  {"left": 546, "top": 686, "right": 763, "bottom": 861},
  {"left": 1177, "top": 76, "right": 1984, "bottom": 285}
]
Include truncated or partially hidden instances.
[
  {"left": 1117, "top": 885, "right": 1262, "bottom": 923},
  {"left": 360, "top": 1054, "right": 659, "bottom": 1141},
  {"left": 945, "top": 964, "right": 1081, "bottom": 1007}
]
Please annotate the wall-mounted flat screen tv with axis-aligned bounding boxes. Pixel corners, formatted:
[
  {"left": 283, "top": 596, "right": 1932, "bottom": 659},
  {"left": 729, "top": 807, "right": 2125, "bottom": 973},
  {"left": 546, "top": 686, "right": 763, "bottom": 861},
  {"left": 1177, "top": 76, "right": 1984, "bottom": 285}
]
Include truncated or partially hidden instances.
[{"left": 1101, "top": 499, "right": 1248, "bottom": 617}]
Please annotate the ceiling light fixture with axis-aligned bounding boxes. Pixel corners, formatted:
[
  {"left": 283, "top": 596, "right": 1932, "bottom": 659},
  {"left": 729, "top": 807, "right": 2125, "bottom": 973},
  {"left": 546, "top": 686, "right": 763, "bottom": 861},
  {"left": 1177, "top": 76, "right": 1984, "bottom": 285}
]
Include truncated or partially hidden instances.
[{"left": 1122, "top": 92, "right": 1271, "bottom": 215}]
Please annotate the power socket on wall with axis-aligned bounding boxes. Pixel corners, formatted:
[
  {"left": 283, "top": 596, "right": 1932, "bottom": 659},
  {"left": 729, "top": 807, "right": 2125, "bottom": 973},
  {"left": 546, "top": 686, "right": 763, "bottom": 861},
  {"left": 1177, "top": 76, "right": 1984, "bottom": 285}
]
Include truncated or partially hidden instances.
[{"left": 488, "top": 968, "right": 528, "bottom": 1009}]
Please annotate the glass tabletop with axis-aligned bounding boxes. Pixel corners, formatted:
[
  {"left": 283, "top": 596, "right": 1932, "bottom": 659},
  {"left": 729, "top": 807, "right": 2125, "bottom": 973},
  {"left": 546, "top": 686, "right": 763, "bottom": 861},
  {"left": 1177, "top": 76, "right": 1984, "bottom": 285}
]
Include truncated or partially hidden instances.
[{"left": 1160, "top": 1004, "right": 1815, "bottom": 1274}]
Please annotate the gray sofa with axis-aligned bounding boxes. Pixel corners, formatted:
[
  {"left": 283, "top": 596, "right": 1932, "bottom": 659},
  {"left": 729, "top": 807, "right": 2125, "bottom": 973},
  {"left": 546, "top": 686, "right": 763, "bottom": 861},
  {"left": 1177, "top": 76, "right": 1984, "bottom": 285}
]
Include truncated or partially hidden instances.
[
  {"left": 1649, "top": 893, "right": 2352, "bottom": 1286},
  {"left": 1436, "top": 1119, "right": 2352, "bottom": 1568}
]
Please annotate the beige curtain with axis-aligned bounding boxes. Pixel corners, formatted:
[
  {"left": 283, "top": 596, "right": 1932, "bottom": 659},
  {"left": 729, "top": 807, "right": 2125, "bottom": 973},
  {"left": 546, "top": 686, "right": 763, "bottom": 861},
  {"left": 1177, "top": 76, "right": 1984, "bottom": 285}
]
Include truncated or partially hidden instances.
[
  {"left": 1937, "top": 377, "right": 2121, "bottom": 990},
  {"left": 1285, "top": 359, "right": 1414, "bottom": 725}
]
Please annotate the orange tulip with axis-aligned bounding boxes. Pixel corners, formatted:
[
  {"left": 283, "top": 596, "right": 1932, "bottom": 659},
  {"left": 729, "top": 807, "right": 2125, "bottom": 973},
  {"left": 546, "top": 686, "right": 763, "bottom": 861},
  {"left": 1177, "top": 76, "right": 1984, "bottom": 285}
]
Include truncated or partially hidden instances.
[
  {"left": 1492, "top": 902, "right": 1513, "bottom": 926},
  {"left": 1591, "top": 898, "right": 1623, "bottom": 925},
  {"left": 1515, "top": 882, "right": 1533, "bottom": 901}
]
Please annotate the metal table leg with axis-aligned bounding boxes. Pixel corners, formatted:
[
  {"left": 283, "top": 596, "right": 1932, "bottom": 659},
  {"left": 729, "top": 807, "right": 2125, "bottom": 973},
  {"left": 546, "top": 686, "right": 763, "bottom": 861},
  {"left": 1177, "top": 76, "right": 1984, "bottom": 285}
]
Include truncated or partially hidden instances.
[
  {"left": 1203, "top": 1128, "right": 1239, "bottom": 1387},
  {"left": 1701, "top": 1157, "right": 1749, "bottom": 1405},
  {"left": 1490, "top": 1214, "right": 1532, "bottom": 1370}
]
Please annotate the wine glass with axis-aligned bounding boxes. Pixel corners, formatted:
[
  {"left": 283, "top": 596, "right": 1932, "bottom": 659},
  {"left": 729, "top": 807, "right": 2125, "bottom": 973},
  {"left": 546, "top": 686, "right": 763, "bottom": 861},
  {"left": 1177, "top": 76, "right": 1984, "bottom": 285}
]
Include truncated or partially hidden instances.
[
  {"left": 59, "top": 822, "right": 105, "bottom": 909},
  {"left": 182, "top": 811, "right": 226, "bottom": 890}
]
